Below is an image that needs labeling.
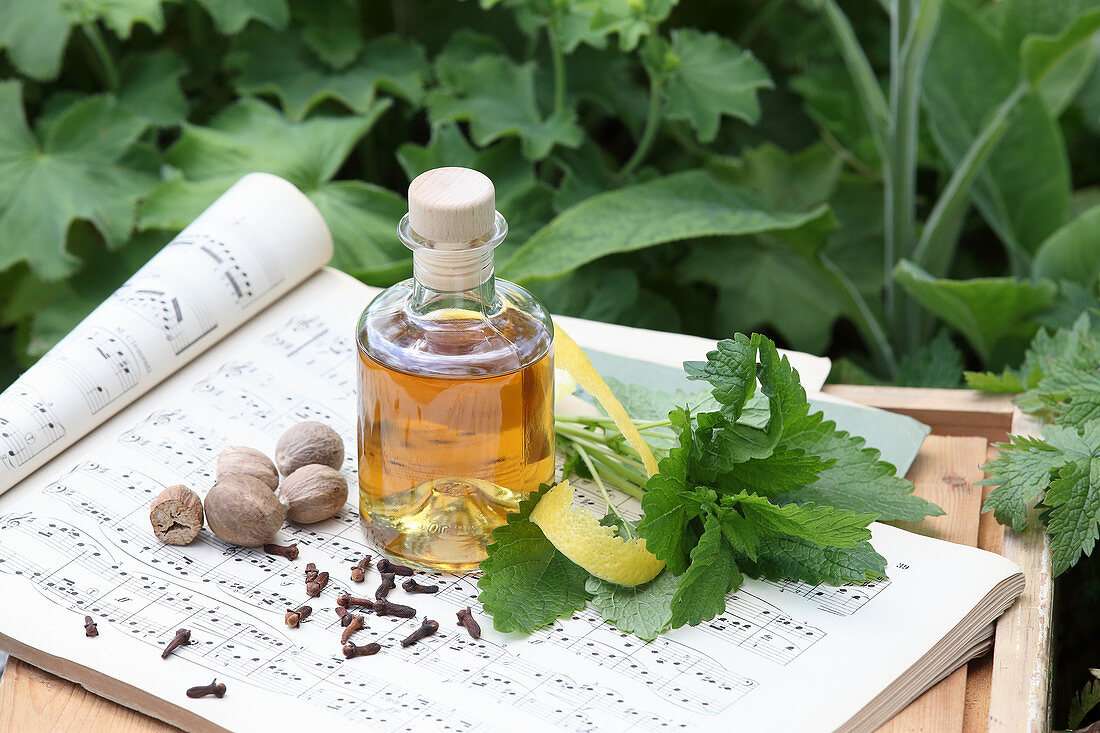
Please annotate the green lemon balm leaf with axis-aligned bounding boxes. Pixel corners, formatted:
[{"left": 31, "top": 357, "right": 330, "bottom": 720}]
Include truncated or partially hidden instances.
[
  {"left": 669, "top": 513, "right": 743, "bottom": 628},
  {"left": 478, "top": 484, "right": 593, "bottom": 633},
  {"left": 587, "top": 571, "right": 677, "bottom": 641}
]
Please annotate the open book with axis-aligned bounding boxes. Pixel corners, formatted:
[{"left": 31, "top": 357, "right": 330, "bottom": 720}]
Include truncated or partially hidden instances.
[{"left": 0, "top": 175, "right": 1024, "bottom": 732}]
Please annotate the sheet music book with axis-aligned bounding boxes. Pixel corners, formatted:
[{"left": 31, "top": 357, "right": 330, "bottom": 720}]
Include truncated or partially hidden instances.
[{"left": 0, "top": 175, "right": 1023, "bottom": 732}]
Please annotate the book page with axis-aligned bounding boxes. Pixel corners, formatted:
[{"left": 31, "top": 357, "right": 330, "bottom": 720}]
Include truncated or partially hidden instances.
[
  {"left": 0, "top": 173, "right": 333, "bottom": 495},
  {"left": 0, "top": 268, "right": 1022, "bottom": 732}
]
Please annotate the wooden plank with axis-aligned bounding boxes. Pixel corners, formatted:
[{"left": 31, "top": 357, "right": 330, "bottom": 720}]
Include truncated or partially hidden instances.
[
  {"left": 986, "top": 410, "right": 1054, "bottom": 733},
  {"left": 822, "top": 386, "right": 1016, "bottom": 443},
  {"left": 876, "top": 435, "right": 988, "bottom": 733},
  {"left": 0, "top": 658, "right": 179, "bottom": 733}
]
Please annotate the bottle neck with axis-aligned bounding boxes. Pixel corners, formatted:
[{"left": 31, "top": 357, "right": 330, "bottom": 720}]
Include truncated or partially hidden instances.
[{"left": 409, "top": 245, "right": 497, "bottom": 316}]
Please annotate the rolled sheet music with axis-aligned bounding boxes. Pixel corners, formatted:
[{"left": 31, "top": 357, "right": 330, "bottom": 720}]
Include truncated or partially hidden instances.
[{"left": 0, "top": 173, "right": 333, "bottom": 494}]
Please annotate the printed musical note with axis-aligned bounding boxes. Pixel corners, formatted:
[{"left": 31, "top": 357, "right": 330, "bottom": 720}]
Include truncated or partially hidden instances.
[
  {"left": 761, "top": 577, "right": 891, "bottom": 616},
  {"left": 166, "top": 232, "right": 284, "bottom": 308},
  {"left": 0, "top": 384, "right": 66, "bottom": 469},
  {"left": 38, "top": 327, "right": 144, "bottom": 414},
  {"left": 113, "top": 280, "right": 218, "bottom": 355}
]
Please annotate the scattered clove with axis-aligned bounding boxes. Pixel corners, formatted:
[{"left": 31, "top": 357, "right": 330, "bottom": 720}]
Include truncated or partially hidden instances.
[
  {"left": 161, "top": 628, "right": 191, "bottom": 659},
  {"left": 456, "top": 607, "right": 481, "bottom": 640},
  {"left": 400, "top": 618, "right": 439, "bottom": 647},
  {"left": 340, "top": 614, "right": 365, "bottom": 643},
  {"left": 350, "top": 556, "right": 372, "bottom": 582},
  {"left": 306, "top": 570, "right": 329, "bottom": 597},
  {"left": 336, "top": 593, "right": 374, "bottom": 610},
  {"left": 335, "top": 607, "right": 352, "bottom": 626},
  {"left": 305, "top": 562, "right": 319, "bottom": 582},
  {"left": 343, "top": 641, "right": 381, "bottom": 659},
  {"left": 263, "top": 543, "right": 299, "bottom": 560},
  {"left": 285, "top": 605, "right": 312, "bottom": 628},
  {"left": 84, "top": 616, "right": 98, "bottom": 637},
  {"left": 373, "top": 598, "right": 416, "bottom": 618},
  {"left": 374, "top": 572, "right": 396, "bottom": 600},
  {"left": 402, "top": 578, "right": 438, "bottom": 594},
  {"left": 376, "top": 558, "right": 414, "bottom": 576},
  {"left": 186, "top": 679, "right": 226, "bottom": 699}
]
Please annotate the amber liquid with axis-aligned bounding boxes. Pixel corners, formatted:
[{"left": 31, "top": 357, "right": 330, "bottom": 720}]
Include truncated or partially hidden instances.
[{"left": 357, "top": 308, "right": 554, "bottom": 570}]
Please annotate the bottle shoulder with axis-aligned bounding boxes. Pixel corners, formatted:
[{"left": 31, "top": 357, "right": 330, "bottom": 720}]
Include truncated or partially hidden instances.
[{"left": 357, "top": 279, "right": 554, "bottom": 377}]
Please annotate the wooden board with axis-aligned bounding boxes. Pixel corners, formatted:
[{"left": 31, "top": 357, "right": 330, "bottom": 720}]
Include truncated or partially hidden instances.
[{"left": 0, "top": 387, "right": 1053, "bottom": 732}]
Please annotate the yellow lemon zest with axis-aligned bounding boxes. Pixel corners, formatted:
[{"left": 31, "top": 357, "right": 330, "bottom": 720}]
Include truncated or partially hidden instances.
[
  {"left": 554, "top": 323, "right": 660, "bottom": 477},
  {"left": 530, "top": 481, "right": 665, "bottom": 586}
]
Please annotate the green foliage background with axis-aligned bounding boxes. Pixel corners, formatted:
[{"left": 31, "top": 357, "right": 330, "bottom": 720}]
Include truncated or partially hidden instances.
[{"left": 0, "top": 0, "right": 1099, "bottom": 723}]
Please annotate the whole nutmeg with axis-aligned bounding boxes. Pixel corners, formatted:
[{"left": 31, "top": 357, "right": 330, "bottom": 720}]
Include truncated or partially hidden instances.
[
  {"left": 149, "top": 485, "right": 204, "bottom": 545},
  {"left": 217, "top": 446, "right": 279, "bottom": 491},
  {"left": 205, "top": 475, "right": 286, "bottom": 547},
  {"left": 275, "top": 422, "right": 344, "bottom": 476},
  {"left": 281, "top": 465, "right": 348, "bottom": 524}
]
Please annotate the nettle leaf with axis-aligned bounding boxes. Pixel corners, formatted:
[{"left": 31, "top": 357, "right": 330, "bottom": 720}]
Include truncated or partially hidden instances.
[
  {"left": 736, "top": 534, "right": 887, "bottom": 586},
  {"left": 478, "top": 484, "right": 593, "bottom": 633},
  {"left": 0, "top": 0, "right": 164, "bottom": 80},
  {"left": 501, "top": 169, "right": 831, "bottom": 284},
  {"left": 980, "top": 434, "right": 1067, "bottom": 532},
  {"left": 230, "top": 28, "right": 429, "bottom": 121},
  {"left": 118, "top": 51, "right": 189, "bottom": 127},
  {"left": 664, "top": 29, "right": 773, "bottom": 142},
  {"left": 895, "top": 331, "right": 964, "bottom": 388},
  {"left": 669, "top": 513, "right": 743, "bottom": 628},
  {"left": 730, "top": 492, "right": 876, "bottom": 548},
  {"left": 967, "top": 313, "right": 1097, "bottom": 395},
  {"left": 1045, "top": 455, "right": 1100, "bottom": 575},
  {"left": 714, "top": 448, "right": 833, "bottom": 497},
  {"left": 586, "top": 0, "right": 677, "bottom": 51},
  {"left": 426, "top": 52, "right": 583, "bottom": 160},
  {"left": 0, "top": 82, "right": 154, "bottom": 279},
  {"left": 894, "top": 259, "right": 1057, "bottom": 366},
  {"left": 684, "top": 333, "right": 758, "bottom": 419},
  {"left": 137, "top": 97, "right": 407, "bottom": 280},
  {"left": 586, "top": 571, "right": 677, "bottom": 641},
  {"left": 194, "top": 0, "right": 288, "bottom": 34},
  {"left": 637, "top": 408, "right": 698, "bottom": 575},
  {"left": 924, "top": 0, "right": 1069, "bottom": 257}
]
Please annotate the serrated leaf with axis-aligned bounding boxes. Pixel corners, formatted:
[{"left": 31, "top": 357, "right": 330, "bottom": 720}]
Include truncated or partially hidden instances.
[
  {"left": 979, "top": 434, "right": 1066, "bottom": 531},
  {"left": 894, "top": 259, "right": 1057, "bottom": 365},
  {"left": 728, "top": 492, "right": 876, "bottom": 548},
  {"left": 714, "top": 448, "right": 834, "bottom": 497},
  {"left": 776, "top": 410, "right": 942, "bottom": 521},
  {"left": 501, "top": 169, "right": 832, "bottom": 284},
  {"left": 195, "top": 0, "right": 288, "bottom": 33},
  {"left": 586, "top": 0, "right": 677, "bottom": 51},
  {"left": 0, "top": 82, "right": 154, "bottom": 279},
  {"left": 965, "top": 369, "right": 1027, "bottom": 393},
  {"left": 1068, "top": 673, "right": 1100, "bottom": 729},
  {"left": 1045, "top": 456, "right": 1100, "bottom": 575},
  {"left": 664, "top": 29, "right": 773, "bottom": 142},
  {"left": 229, "top": 28, "right": 428, "bottom": 121},
  {"left": 426, "top": 52, "right": 582, "bottom": 160},
  {"left": 478, "top": 484, "right": 593, "bottom": 633},
  {"left": 896, "top": 331, "right": 964, "bottom": 388},
  {"left": 637, "top": 408, "right": 697, "bottom": 575},
  {"left": 669, "top": 513, "right": 742, "bottom": 628},
  {"left": 736, "top": 534, "right": 887, "bottom": 586},
  {"left": 684, "top": 333, "right": 758, "bottom": 419},
  {"left": 586, "top": 571, "right": 677, "bottom": 640}
]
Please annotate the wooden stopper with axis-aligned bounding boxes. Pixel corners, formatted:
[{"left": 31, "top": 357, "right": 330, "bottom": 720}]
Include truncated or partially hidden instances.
[{"left": 408, "top": 168, "right": 495, "bottom": 243}]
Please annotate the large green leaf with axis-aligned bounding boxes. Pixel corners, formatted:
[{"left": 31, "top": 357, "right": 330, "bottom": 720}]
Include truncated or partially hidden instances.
[
  {"left": 894, "top": 260, "right": 1057, "bottom": 365},
  {"left": 0, "top": 82, "right": 153, "bottom": 279},
  {"left": 425, "top": 52, "right": 583, "bottom": 160},
  {"left": 0, "top": 0, "right": 163, "bottom": 80},
  {"left": 923, "top": 0, "right": 1070, "bottom": 259},
  {"left": 117, "top": 50, "right": 189, "bottom": 127},
  {"left": 229, "top": 28, "right": 429, "bottom": 121},
  {"left": 585, "top": 0, "right": 677, "bottom": 51},
  {"left": 291, "top": 0, "right": 363, "bottom": 69},
  {"left": 500, "top": 169, "right": 831, "bottom": 283},
  {"left": 1032, "top": 204, "right": 1100, "bottom": 287},
  {"left": 194, "top": 0, "right": 288, "bottom": 33},
  {"left": 664, "top": 30, "right": 773, "bottom": 142},
  {"left": 138, "top": 98, "right": 405, "bottom": 279}
]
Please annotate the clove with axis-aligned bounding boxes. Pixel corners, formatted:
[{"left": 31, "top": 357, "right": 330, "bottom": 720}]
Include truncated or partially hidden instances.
[
  {"left": 376, "top": 558, "right": 414, "bottom": 576},
  {"left": 350, "top": 556, "right": 372, "bottom": 583},
  {"left": 186, "top": 679, "right": 226, "bottom": 699},
  {"left": 285, "top": 605, "right": 312, "bottom": 628},
  {"left": 306, "top": 570, "right": 329, "bottom": 597},
  {"left": 402, "top": 578, "right": 438, "bottom": 594},
  {"left": 340, "top": 614, "right": 365, "bottom": 643},
  {"left": 373, "top": 598, "right": 416, "bottom": 618},
  {"left": 374, "top": 572, "right": 396, "bottom": 600},
  {"left": 84, "top": 615, "right": 98, "bottom": 637},
  {"left": 305, "top": 562, "right": 318, "bottom": 582},
  {"left": 263, "top": 543, "right": 299, "bottom": 560},
  {"left": 336, "top": 593, "right": 374, "bottom": 610},
  {"left": 335, "top": 606, "right": 353, "bottom": 626},
  {"left": 400, "top": 618, "right": 439, "bottom": 647},
  {"left": 343, "top": 641, "right": 381, "bottom": 659},
  {"left": 456, "top": 607, "right": 481, "bottom": 640},
  {"left": 161, "top": 628, "right": 191, "bottom": 659}
]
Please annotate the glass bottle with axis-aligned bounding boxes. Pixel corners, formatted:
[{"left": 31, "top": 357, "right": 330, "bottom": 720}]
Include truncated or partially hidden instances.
[{"left": 356, "top": 167, "right": 555, "bottom": 571}]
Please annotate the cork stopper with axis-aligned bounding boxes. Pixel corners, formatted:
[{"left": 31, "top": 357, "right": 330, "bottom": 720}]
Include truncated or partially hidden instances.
[{"left": 408, "top": 167, "right": 496, "bottom": 243}]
